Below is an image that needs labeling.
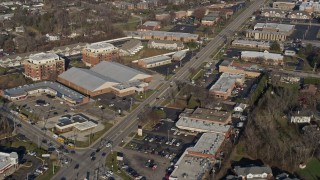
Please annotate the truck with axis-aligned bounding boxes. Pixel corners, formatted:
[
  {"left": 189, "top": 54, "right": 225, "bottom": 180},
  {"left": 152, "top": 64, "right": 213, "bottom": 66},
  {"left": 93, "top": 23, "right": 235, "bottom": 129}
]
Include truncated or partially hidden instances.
[{"left": 41, "top": 154, "right": 50, "bottom": 158}]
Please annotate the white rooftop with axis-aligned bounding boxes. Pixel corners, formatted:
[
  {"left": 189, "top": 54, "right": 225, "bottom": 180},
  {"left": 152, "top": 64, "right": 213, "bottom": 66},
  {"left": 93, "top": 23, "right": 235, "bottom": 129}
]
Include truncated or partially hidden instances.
[
  {"left": 127, "top": 31, "right": 199, "bottom": 39},
  {"left": 241, "top": 50, "right": 284, "bottom": 61},
  {"left": 169, "top": 154, "right": 211, "bottom": 180},
  {"left": 29, "top": 52, "right": 60, "bottom": 63},
  {"left": 87, "top": 42, "right": 115, "bottom": 50},
  {"left": 0, "top": 152, "right": 18, "bottom": 171},
  {"left": 188, "top": 133, "right": 225, "bottom": 156},
  {"left": 140, "top": 55, "right": 171, "bottom": 64},
  {"left": 176, "top": 116, "right": 231, "bottom": 134},
  {"left": 232, "top": 39, "right": 272, "bottom": 46},
  {"left": 209, "top": 73, "right": 245, "bottom": 93},
  {"left": 254, "top": 23, "right": 295, "bottom": 33},
  {"left": 74, "top": 121, "right": 98, "bottom": 131},
  {"left": 143, "top": 21, "right": 160, "bottom": 27}
]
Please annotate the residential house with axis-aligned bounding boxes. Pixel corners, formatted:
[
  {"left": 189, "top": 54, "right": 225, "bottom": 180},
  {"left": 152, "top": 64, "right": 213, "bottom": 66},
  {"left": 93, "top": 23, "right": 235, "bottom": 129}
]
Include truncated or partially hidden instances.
[
  {"left": 168, "top": 0, "right": 185, "bottom": 5},
  {"left": 155, "top": 13, "right": 170, "bottom": 21},
  {"left": 174, "top": 11, "right": 187, "bottom": 19},
  {"left": 234, "top": 165, "right": 273, "bottom": 180},
  {"left": 46, "top": 34, "right": 60, "bottom": 41},
  {"left": 137, "top": 2, "right": 148, "bottom": 10}
]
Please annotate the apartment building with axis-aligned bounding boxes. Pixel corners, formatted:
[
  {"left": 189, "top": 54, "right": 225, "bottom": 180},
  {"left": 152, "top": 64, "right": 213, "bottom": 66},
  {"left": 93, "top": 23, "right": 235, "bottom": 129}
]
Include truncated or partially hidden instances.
[
  {"left": 82, "top": 42, "right": 119, "bottom": 66},
  {"left": 24, "top": 52, "right": 65, "bottom": 81},
  {"left": 137, "top": 55, "right": 172, "bottom": 68}
]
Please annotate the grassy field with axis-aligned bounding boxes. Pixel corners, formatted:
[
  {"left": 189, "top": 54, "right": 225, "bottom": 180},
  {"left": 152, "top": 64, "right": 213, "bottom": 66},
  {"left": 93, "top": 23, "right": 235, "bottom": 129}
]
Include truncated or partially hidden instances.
[
  {"left": 105, "top": 152, "right": 132, "bottom": 180},
  {"left": 298, "top": 158, "right": 320, "bottom": 180},
  {"left": 37, "top": 163, "right": 60, "bottom": 180},
  {"left": 75, "top": 122, "right": 113, "bottom": 147},
  {"left": 114, "top": 16, "right": 140, "bottom": 31},
  {"left": 133, "top": 90, "right": 155, "bottom": 102}
]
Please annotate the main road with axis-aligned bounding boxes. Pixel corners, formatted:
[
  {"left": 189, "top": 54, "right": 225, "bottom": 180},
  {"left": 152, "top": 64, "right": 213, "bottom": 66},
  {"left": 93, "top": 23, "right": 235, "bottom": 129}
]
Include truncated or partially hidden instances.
[{"left": 52, "top": 1, "right": 265, "bottom": 179}]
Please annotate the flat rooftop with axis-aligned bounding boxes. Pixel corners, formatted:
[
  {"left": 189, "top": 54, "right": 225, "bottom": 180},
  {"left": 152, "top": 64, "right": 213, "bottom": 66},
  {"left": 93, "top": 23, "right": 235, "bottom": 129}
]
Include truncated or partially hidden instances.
[
  {"left": 181, "top": 108, "right": 231, "bottom": 123},
  {"left": 140, "top": 55, "right": 171, "bottom": 64},
  {"left": 170, "top": 154, "right": 211, "bottom": 180},
  {"left": 87, "top": 42, "right": 115, "bottom": 50},
  {"left": 176, "top": 116, "right": 231, "bottom": 134},
  {"left": 254, "top": 23, "right": 295, "bottom": 33},
  {"left": 127, "top": 31, "right": 199, "bottom": 39},
  {"left": 188, "top": 133, "right": 225, "bottom": 156},
  {"left": 209, "top": 73, "right": 245, "bottom": 93},
  {"left": 143, "top": 21, "right": 160, "bottom": 27},
  {"left": 74, "top": 121, "right": 97, "bottom": 131},
  {"left": 29, "top": 52, "right": 60, "bottom": 62},
  {"left": 232, "top": 39, "right": 272, "bottom": 47},
  {"left": 221, "top": 60, "right": 260, "bottom": 72},
  {"left": 0, "top": 152, "right": 18, "bottom": 171},
  {"left": 241, "top": 50, "right": 283, "bottom": 60},
  {"left": 4, "top": 81, "right": 85, "bottom": 102}
]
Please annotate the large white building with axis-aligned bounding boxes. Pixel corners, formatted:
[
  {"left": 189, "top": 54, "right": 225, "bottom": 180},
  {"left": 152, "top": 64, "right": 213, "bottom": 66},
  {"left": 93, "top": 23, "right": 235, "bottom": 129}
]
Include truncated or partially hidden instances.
[
  {"left": 241, "top": 50, "right": 284, "bottom": 65},
  {"left": 148, "top": 40, "right": 185, "bottom": 50},
  {"left": 0, "top": 152, "right": 18, "bottom": 176}
]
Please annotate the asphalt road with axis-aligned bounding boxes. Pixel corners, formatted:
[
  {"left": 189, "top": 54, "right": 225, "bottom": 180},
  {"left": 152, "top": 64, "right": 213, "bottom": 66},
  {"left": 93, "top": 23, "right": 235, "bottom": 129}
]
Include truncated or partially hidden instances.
[{"left": 4, "top": 1, "right": 264, "bottom": 179}]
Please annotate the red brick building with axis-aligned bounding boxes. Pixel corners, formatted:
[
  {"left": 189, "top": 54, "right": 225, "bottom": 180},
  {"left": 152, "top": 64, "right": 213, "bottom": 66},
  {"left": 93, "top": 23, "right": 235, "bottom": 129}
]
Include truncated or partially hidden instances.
[
  {"left": 24, "top": 52, "right": 65, "bottom": 81},
  {"left": 82, "top": 42, "right": 119, "bottom": 67}
]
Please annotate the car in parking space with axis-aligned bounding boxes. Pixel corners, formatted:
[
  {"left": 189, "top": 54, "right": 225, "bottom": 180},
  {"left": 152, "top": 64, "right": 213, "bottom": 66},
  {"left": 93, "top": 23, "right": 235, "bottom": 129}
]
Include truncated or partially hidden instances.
[
  {"left": 74, "top": 164, "right": 79, "bottom": 169},
  {"left": 90, "top": 152, "right": 96, "bottom": 157},
  {"left": 91, "top": 156, "right": 96, "bottom": 161}
]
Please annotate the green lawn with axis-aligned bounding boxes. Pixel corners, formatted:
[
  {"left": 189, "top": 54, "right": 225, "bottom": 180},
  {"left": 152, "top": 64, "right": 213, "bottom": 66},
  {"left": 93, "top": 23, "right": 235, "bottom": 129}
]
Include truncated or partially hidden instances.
[
  {"left": 298, "top": 158, "right": 320, "bottom": 180},
  {"left": 114, "top": 16, "right": 140, "bottom": 31},
  {"left": 74, "top": 122, "right": 113, "bottom": 147},
  {"left": 105, "top": 152, "right": 132, "bottom": 180},
  {"left": 37, "top": 163, "right": 60, "bottom": 180},
  {"left": 134, "top": 90, "right": 155, "bottom": 102}
]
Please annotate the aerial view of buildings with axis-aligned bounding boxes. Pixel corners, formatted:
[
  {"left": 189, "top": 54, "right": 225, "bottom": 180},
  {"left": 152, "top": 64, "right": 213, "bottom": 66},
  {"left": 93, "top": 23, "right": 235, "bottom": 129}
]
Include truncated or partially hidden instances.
[{"left": 0, "top": 0, "right": 320, "bottom": 180}]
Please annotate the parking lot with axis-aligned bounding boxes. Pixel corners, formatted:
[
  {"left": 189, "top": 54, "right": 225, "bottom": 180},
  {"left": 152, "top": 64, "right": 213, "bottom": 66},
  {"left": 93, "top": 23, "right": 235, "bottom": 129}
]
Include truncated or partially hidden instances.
[
  {"left": 93, "top": 93, "right": 136, "bottom": 112},
  {"left": 151, "top": 51, "right": 194, "bottom": 75},
  {"left": 291, "top": 24, "right": 320, "bottom": 41},
  {"left": 124, "top": 120, "right": 199, "bottom": 180},
  {"left": 169, "top": 24, "right": 198, "bottom": 33},
  {"left": 14, "top": 95, "right": 74, "bottom": 121}
]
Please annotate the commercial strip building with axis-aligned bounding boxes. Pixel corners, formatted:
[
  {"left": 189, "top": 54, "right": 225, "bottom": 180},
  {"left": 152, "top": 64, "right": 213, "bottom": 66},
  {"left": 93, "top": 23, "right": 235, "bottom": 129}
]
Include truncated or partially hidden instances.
[
  {"left": 137, "top": 55, "right": 172, "bottom": 68},
  {"left": 0, "top": 152, "right": 18, "bottom": 176},
  {"left": 1, "top": 81, "right": 88, "bottom": 105},
  {"left": 170, "top": 133, "right": 226, "bottom": 180},
  {"left": 176, "top": 107, "right": 232, "bottom": 135},
  {"left": 246, "top": 23, "right": 295, "bottom": 41},
  {"left": 119, "top": 39, "right": 143, "bottom": 56},
  {"left": 209, "top": 73, "right": 245, "bottom": 99},
  {"left": 82, "top": 42, "right": 119, "bottom": 66},
  {"left": 23, "top": 52, "right": 65, "bottom": 81},
  {"left": 231, "top": 39, "right": 283, "bottom": 50},
  {"left": 241, "top": 50, "right": 284, "bottom": 65},
  {"left": 219, "top": 60, "right": 261, "bottom": 78},
  {"left": 55, "top": 114, "right": 97, "bottom": 133},
  {"left": 57, "top": 61, "right": 152, "bottom": 97},
  {"left": 126, "top": 31, "right": 199, "bottom": 42},
  {"left": 147, "top": 40, "right": 184, "bottom": 50}
]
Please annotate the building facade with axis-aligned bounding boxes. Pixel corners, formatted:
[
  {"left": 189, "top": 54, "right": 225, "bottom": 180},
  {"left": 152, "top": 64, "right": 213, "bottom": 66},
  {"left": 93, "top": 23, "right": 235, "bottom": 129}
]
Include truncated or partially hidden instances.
[
  {"left": 246, "top": 23, "right": 294, "bottom": 41},
  {"left": 24, "top": 52, "right": 65, "bottom": 81},
  {"left": 82, "top": 42, "right": 119, "bottom": 66},
  {"left": 273, "top": 1, "right": 295, "bottom": 10},
  {"left": 209, "top": 73, "right": 245, "bottom": 99},
  {"left": 147, "top": 40, "right": 184, "bottom": 50},
  {"left": 0, "top": 152, "right": 18, "bottom": 177},
  {"left": 138, "top": 55, "right": 172, "bottom": 68}
]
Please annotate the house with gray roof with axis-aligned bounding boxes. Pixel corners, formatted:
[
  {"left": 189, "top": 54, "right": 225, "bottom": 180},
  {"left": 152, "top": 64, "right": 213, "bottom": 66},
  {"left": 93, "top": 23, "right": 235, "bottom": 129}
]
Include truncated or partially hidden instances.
[
  {"left": 57, "top": 61, "right": 152, "bottom": 97},
  {"left": 234, "top": 165, "right": 273, "bottom": 179}
]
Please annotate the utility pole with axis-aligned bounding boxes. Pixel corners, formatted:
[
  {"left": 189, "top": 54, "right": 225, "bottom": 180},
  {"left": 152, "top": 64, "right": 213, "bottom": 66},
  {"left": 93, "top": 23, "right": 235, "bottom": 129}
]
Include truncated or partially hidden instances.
[
  {"left": 167, "top": 130, "right": 170, "bottom": 142},
  {"left": 37, "top": 135, "right": 40, "bottom": 148},
  {"left": 53, "top": 163, "right": 55, "bottom": 174},
  {"left": 130, "top": 98, "right": 133, "bottom": 111}
]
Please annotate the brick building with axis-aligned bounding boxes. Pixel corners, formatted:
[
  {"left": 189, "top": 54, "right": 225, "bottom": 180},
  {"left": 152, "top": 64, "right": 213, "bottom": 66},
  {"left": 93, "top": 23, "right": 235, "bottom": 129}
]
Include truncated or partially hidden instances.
[
  {"left": 82, "top": 42, "right": 119, "bottom": 67},
  {"left": 23, "top": 52, "right": 65, "bottom": 81}
]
